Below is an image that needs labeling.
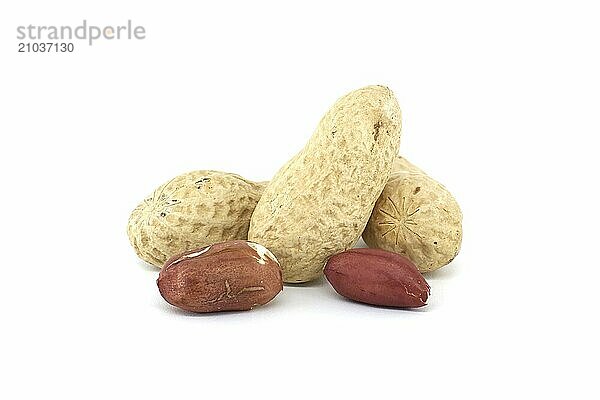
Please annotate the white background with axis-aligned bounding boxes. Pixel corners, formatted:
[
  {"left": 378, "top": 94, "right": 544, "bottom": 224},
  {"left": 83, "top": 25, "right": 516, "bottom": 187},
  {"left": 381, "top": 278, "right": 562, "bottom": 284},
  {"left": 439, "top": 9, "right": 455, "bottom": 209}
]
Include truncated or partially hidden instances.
[{"left": 1, "top": 1, "right": 598, "bottom": 398}]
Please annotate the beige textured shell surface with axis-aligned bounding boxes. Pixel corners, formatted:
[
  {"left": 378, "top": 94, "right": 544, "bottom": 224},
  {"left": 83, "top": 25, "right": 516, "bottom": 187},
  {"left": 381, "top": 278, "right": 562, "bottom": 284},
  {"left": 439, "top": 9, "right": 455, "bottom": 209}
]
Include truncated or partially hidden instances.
[
  {"left": 249, "top": 85, "right": 402, "bottom": 283},
  {"left": 362, "top": 157, "right": 462, "bottom": 273},
  {"left": 128, "top": 171, "right": 266, "bottom": 268}
]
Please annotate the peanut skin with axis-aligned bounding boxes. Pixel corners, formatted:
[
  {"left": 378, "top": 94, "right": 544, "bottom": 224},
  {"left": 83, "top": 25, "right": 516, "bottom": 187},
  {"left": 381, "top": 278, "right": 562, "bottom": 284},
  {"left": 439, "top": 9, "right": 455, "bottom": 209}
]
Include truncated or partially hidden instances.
[
  {"left": 157, "top": 240, "right": 283, "bottom": 313},
  {"left": 325, "top": 248, "right": 430, "bottom": 308}
]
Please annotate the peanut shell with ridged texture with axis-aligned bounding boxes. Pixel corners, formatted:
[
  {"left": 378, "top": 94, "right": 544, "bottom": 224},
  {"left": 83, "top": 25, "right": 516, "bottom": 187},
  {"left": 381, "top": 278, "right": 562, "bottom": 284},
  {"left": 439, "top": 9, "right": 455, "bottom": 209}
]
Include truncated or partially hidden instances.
[
  {"left": 362, "top": 157, "right": 462, "bottom": 273},
  {"left": 128, "top": 171, "right": 266, "bottom": 267},
  {"left": 249, "top": 85, "right": 402, "bottom": 283}
]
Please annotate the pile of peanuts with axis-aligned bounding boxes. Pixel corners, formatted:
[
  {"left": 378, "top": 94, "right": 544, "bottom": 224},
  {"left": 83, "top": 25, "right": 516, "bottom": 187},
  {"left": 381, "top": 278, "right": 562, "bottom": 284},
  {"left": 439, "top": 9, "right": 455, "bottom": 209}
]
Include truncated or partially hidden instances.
[{"left": 128, "top": 86, "right": 462, "bottom": 313}]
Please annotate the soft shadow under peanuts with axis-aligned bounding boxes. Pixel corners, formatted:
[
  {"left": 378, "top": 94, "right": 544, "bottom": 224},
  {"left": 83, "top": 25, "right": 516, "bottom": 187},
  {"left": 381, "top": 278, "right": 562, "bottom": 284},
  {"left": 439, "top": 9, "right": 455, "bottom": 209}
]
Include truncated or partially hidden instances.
[
  {"left": 137, "top": 259, "right": 159, "bottom": 272},
  {"left": 283, "top": 275, "right": 326, "bottom": 288},
  {"left": 423, "top": 262, "right": 460, "bottom": 281},
  {"left": 332, "top": 295, "right": 431, "bottom": 313},
  {"left": 154, "top": 294, "right": 285, "bottom": 317}
]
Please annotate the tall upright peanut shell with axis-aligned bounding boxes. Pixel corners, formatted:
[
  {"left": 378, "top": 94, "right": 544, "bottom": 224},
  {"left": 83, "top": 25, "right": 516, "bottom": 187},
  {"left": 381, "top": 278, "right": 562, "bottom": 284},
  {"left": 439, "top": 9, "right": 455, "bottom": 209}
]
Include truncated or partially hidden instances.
[
  {"left": 362, "top": 157, "right": 462, "bottom": 272},
  {"left": 128, "top": 171, "right": 265, "bottom": 267},
  {"left": 249, "top": 86, "right": 402, "bottom": 283}
]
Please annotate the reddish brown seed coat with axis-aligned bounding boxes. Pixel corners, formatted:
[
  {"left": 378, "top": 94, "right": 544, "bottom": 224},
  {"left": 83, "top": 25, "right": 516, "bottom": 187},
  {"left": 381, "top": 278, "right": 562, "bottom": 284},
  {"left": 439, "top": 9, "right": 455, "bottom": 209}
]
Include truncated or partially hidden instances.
[
  {"left": 157, "top": 240, "right": 283, "bottom": 313},
  {"left": 324, "top": 248, "right": 430, "bottom": 308}
]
